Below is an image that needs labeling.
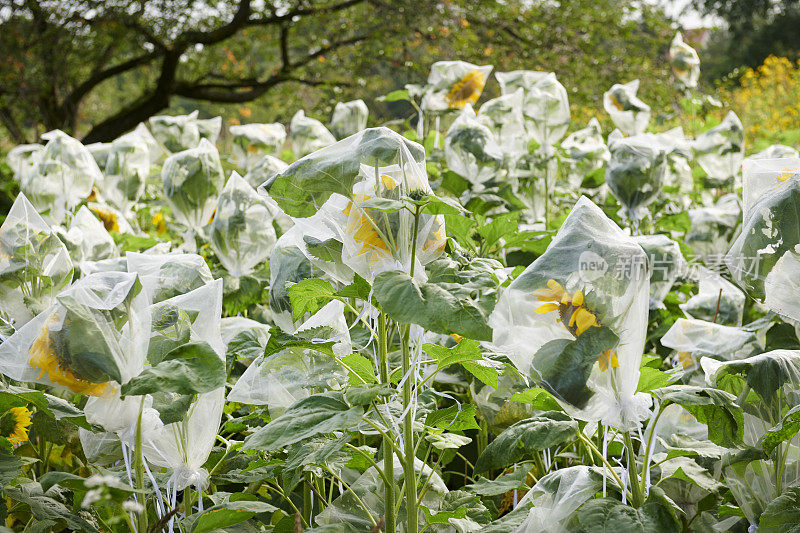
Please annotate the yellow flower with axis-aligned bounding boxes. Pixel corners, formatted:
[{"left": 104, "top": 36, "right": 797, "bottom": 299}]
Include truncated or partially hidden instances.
[
  {"left": 3, "top": 407, "right": 32, "bottom": 446},
  {"left": 343, "top": 199, "right": 391, "bottom": 260},
  {"left": 208, "top": 207, "right": 217, "bottom": 225},
  {"left": 677, "top": 351, "right": 694, "bottom": 370},
  {"left": 89, "top": 207, "right": 119, "bottom": 233},
  {"left": 534, "top": 279, "right": 617, "bottom": 371},
  {"left": 152, "top": 212, "right": 167, "bottom": 234},
  {"left": 446, "top": 70, "right": 486, "bottom": 110},
  {"left": 609, "top": 94, "right": 624, "bottom": 111},
  {"left": 28, "top": 323, "right": 109, "bottom": 396}
]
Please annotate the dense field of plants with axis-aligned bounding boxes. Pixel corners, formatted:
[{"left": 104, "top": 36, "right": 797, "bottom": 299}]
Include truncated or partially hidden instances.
[{"left": 1, "top": 32, "right": 800, "bottom": 533}]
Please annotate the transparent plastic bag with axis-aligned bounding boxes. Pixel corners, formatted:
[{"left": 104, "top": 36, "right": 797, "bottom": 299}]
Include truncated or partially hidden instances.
[
  {"left": 751, "top": 144, "right": 798, "bottom": 160},
  {"left": 444, "top": 104, "right": 504, "bottom": 187},
  {"left": 740, "top": 156, "right": 800, "bottom": 216},
  {"left": 131, "top": 122, "right": 166, "bottom": 164},
  {"left": 220, "top": 316, "right": 270, "bottom": 365},
  {"left": 330, "top": 99, "right": 369, "bottom": 139},
  {"left": 477, "top": 88, "right": 528, "bottom": 168},
  {"left": 209, "top": 172, "right": 277, "bottom": 277},
  {"left": 680, "top": 267, "right": 745, "bottom": 326},
  {"left": 100, "top": 131, "right": 150, "bottom": 212},
  {"left": 87, "top": 202, "right": 136, "bottom": 235},
  {"left": 514, "top": 466, "right": 602, "bottom": 533},
  {"left": 632, "top": 234, "right": 686, "bottom": 308},
  {"left": 520, "top": 72, "right": 570, "bottom": 147},
  {"left": 0, "top": 271, "right": 148, "bottom": 396},
  {"left": 149, "top": 111, "right": 220, "bottom": 153},
  {"left": 126, "top": 252, "right": 214, "bottom": 304},
  {"left": 668, "top": 32, "right": 700, "bottom": 88},
  {"left": 20, "top": 130, "right": 101, "bottom": 223},
  {"left": 726, "top": 176, "right": 800, "bottom": 300},
  {"left": 0, "top": 193, "right": 73, "bottom": 327},
  {"left": 686, "top": 193, "right": 741, "bottom": 261},
  {"left": 764, "top": 249, "right": 800, "bottom": 323},
  {"left": 489, "top": 196, "right": 652, "bottom": 430},
  {"left": 655, "top": 127, "right": 694, "bottom": 192},
  {"left": 605, "top": 130, "right": 668, "bottom": 222},
  {"left": 229, "top": 123, "right": 286, "bottom": 170},
  {"left": 243, "top": 154, "right": 288, "bottom": 189},
  {"left": 692, "top": 111, "right": 744, "bottom": 188},
  {"left": 421, "top": 61, "right": 493, "bottom": 112},
  {"left": 161, "top": 139, "right": 225, "bottom": 230},
  {"left": 6, "top": 144, "right": 43, "bottom": 182},
  {"left": 57, "top": 206, "right": 118, "bottom": 268},
  {"left": 561, "top": 118, "right": 610, "bottom": 189},
  {"left": 661, "top": 318, "right": 757, "bottom": 369},
  {"left": 603, "top": 80, "right": 651, "bottom": 136},
  {"left": 290, "top": 110, "right": 337, "bottom": 157}
]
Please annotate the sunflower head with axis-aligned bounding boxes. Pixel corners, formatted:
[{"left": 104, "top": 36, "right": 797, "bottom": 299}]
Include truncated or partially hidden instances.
[
  {"left": 28, "top": 324, "right": 109, "bottom": 396},
  {"left": 446, "top": 70, "right": 486, "bottom": 110},
  {"left": 0, "top": 406, "right": 32, "bottom": 446},
  {"left": 677, "top": 351, "right": 694, "bottom": 370},
  {"left": 90, "top": 207, "right": 119, "bottom": 233},
  {"left": 152, "top": 212, "right": 167, "bottom": 234}
]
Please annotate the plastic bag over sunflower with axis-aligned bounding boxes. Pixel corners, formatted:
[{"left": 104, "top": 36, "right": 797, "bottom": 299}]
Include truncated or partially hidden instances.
[{"left": 489, "top": 196, "right": 652, "bottom": 430}]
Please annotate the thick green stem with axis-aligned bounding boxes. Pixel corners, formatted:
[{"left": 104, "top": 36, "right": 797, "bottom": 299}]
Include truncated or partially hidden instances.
[
  {"left": 378, "top": 311, "right": 396, "bottom": 533},
  {"left": 623, "top": 432, "right": 644, "bottom": 508},
  {"left": 134, "top": 398, "right": 148, "bottom": 532},
  {"left": 639, "top": 403, "right": 667, "bottom": 498},
  {"left": 303, "top": 472, "right": 313, "bottom": 525},
  {"left": 401, "top": 323, "right": 417, "bottom": 533}
]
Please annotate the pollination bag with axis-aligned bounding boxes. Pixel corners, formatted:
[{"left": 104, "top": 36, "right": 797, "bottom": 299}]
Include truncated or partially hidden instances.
[
  {"left": 6, "top": 144, "right": 43, "bottom": 182},
  {"left": 655, "top": 127, "right": 694, "bottom": 193},
  {"left": 520, "top": 72, "right": 571, "bottom": 148},
  {"left": 149, "top": 111, "right": 221, "bottom": 153},
  {"left": 477, "top": 88, "right": 528, "bottom": 168},
  {"left": 220, "top": 316, "right": 270, "bottom": 365},
  {"left": 605, "top": 130, "right": 668, "bottom": 223},
  {"left": 489, "top": 196, "right": 652, "bottom": 430},
  {"left": 633, "top": 234, "right": 686, "bottom": 308},
  {"left": 661, "top": 318, "right": 758, "bottom": 372},
  {"left": 100, "top": 131, "right": 151, "bottom": 213},
  {"left": 0, "top": 193, "right": 74, "bottom": 328},
  {"left": 680, "top": 267, "right": 745, "bottom": 326},
  {"left": 420, "top": 60, "right": 493, "bottom": 112},
  {"left": 330, "top": 99, "right": 369, "bottom": 139},
  {"left": 243, "top": 153, "right": 288, "bottom": 189},
  {"left": 131, "top": 122, "right": 167, "bottom": 165},
  {"left": 229, "top": 123, "right": 286, "bottom": 170},
  {"left": 561, "top": 118, "right": 610, "bottom": 189},
  {"left": 20, "top": 130, "right": 101, "bottom": 224},
  {"left": 161, "top": 138, "right": 225, "bottom": 230},
  {"left": 263, "top": 128, "right": 446, "bottom": 282},
  {"left": 87, "top": 202, "right": 136, "bottom": 235},
  {"left": 740, "top": 157, "right": 800, "bottom": 216},
  {"left": 669, "top": 32, "right": 700, "bottom": 88},
  {"left": 603, "top": 80, "right": 651, "bottom": 136},
  {"left": 0, "top": 271, "right": 148, "bottom": 397},
  {"left": 290, "top": 110, "right": 336, "bottom": 158},
  {"left": 750, "top": 144, "right": 799, "bottom": 160},
  {"left": 693, "top": 111, "right": 745, "bottom": 188},
  {"left": 686, "top": 193, "right": 741, "bottom": 260},
  {"left": 227, "top": 301, "right": 351, "bottom": 417},
  {"left": 208, "top": 172, "right": 277, "bottom": 278},
  {"left": 726, "top": 174, "right": 800, "bottom": 301},
  {"left": 56, "top": 206, "right": 118, "bottom": 270},
  {"left": 444, "top": 104, "right": 504, "bottom": 188},
  {"left": 126, "top": 252, "right": 214, "bottom": 304}
]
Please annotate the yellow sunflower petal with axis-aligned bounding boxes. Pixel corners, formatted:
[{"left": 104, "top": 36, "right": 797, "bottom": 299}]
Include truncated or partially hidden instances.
[
  {"left": 534, "top": 302, "right": 560, "bottom": 314},
  {"left": 572, "top": 290, "right": 584, "bottom": 307},
  {"left": 573, "top": 308, "right": 598, "bottom": 335}
]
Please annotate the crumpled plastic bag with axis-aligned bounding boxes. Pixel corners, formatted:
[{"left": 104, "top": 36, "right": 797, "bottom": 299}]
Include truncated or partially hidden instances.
[
  {"left": 669, "top": 32, "right": 700, "bottom": 88},
  {"left": 161, "top": 138, "right": 225, "bottom": 230},
  {"left": 603, "top": 80, "right": 651, "bottom": 136},
  {"left": 0, "top": 193, "right": 73, "bottom": 328},
  {"left": 693, "top": 111, "right": 744, "bottom": 188},
  {"left": 445, "top": 104, "right": 504, "bottom": 187},
  {"left": 421, "top": 60, "right": 493, "bottom": 112},
  {"left": 514, "top": 466, "right": 602, "bottom": 533},
  {"left": 633, "top": 234, "right": 686, "bottom": 308},
  {"left": 87, "top": 202, "right": 136, "bottom": 235},
  {"left": 330, "top": 99, "right": 369, "bottom": 139},
  {"left": 220, "top": 316, "right": 270, "bottom": 365},
  {"left": 0, "top": 271, "right": 148, "bottom": 396},
  {"left": 97, "top": 131, "right": 150, "bottom": 214},
  {"left": 605, "top": 130, "right": 668, "bottom": 222},
  {"left": 56, "top": 206, "right": 118, "bottom": 269},
  {"left": 740, "top": 156, "right": 800, "bottom": 215},
  {"left": 290, "top": 110, "right": 337, "bottom": 157},
  {"left": 243, "top": 154, "right": 288, "bottom": 189},
  {"left": 264, "top": 128, "right": 446, "bottom": 282},
  {"left": 489, "top": 196, "right": 652, "bottom": 430},
  {"left": 19, "top": 130, "right": 102, "bottom": 224},
  {"left": 477, "top": 88, "right": 528, "bottom": 167},
  {"left": 149, "top": 111, "right": 221, "bottom": 153},
  {"left": 655, "top": 127, "right": 694, "bottom": 193},
  {"left": 126, "top": 252, "right": 213, "bottom": 304},
  {"left": 661, "top": 318, "right": 758, "bottom": 371},
  {"left": 751, "top": 144, "right": 799, "bottom": 160},
  {"left": 511, "top": 71, "right": 570, "bottom": 147},
  {"left": 6, "top": 144, "right": 43, "bottom": 182},
  {"left": 208, "top": 172, "right": 277, "bottom": 277},
  {"left": 686, "top": 193, "right": 741, "bottom": 261},
  {"left": 229, "top": 123, "right": 286, "bottom": 170},
  {"left": 561, "top": 118, "right": 610, "bottom": 189},
  {"left": 131, "top": 122, "right": 167, "bottom": 165},
  {"left": 680, "top": 267, "right": 745, "bottom": 326},
  {"left": 726, "top": 174, "right": 800, "bottom": 301}
]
